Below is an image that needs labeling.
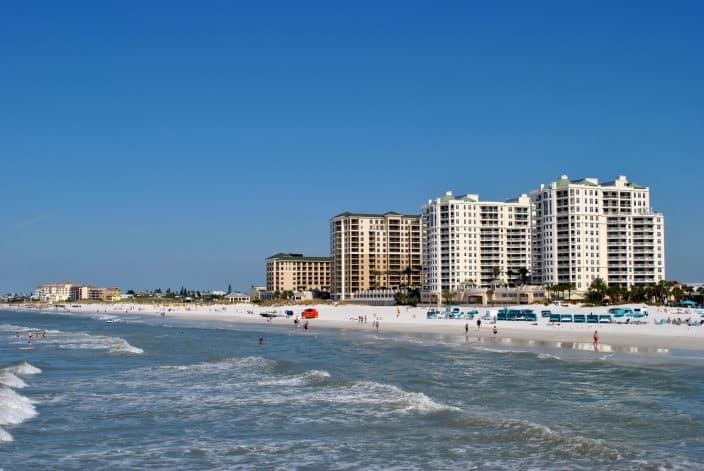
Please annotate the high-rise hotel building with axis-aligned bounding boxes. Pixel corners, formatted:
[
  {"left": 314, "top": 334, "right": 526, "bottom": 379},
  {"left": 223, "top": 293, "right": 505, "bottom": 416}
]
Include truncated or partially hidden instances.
[
  {"left": 531, "top": 175, "right": 665, "bottom": 290},
  {"left": 422, "top": 191, "right": 532, "bottom": 301},
  {"left": 330, "top": 212, "right": 422, "bottom": 300}
]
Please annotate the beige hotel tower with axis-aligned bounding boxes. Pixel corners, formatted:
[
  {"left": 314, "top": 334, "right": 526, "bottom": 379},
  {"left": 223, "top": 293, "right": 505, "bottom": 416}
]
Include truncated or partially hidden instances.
[{"left": 330, "top": 212, "right": 422, "bottom": 300}]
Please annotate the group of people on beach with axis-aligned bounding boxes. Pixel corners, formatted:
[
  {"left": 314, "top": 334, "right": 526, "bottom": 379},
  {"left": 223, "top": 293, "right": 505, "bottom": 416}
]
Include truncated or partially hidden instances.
[
  {"left": 292, "top": 317, "right": 309, "bottom": 331},
  {"left": 464, "top": 319, "right": 498, "bottom": 337}
]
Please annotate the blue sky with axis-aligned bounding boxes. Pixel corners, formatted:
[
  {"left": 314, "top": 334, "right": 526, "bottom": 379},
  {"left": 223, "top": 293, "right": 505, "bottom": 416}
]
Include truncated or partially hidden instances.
[{"left": 1, "top": 1, "right": 702, "bottom": 293}]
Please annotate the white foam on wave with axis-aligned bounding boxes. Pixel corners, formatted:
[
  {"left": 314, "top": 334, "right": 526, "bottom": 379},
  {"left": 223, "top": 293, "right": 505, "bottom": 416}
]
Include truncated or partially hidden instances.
[
  {"left": 257, "top": 369, "right": 331, "bottom": 387},
  {"left": 473, "top": 346, "right": 528, "bottom": 355},
  {"left": 1, "top": 323, "right": 143, "bottom": 355},
  {"left": 11, "top": 362, "right": 42, "bottom": 376},
  {"left": 0, "top": 371, "right": 27, "bottom": 389},
  {"left": 538, "top": 353, "right": 561, "bottom": 361},
  {"left": 343, "top": 381, "right": 460, "bottom": 415},
  {"left": 0, "top": 426, "right": 12, "bottom": 442},
  {"left": 0, "top": 387, "right": 38, "bottom": 426}
]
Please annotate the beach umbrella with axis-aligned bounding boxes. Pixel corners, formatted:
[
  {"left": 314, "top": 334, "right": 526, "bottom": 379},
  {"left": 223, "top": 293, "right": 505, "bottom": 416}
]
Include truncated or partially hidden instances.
[{"left": 681, "top": 300, "right": 696, "bottom": 306}]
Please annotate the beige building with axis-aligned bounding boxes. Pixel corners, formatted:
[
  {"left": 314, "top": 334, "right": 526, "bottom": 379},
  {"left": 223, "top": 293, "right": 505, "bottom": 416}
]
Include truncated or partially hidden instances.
[
  {"left": 330, "top": 212, "right": 422, "bottom": 300},
  {"left": 421, "top": 191, "right": 533, "bottom": 303},
  {"left": 531, "top": 175, "right": 664, "bottom": 291},
  {"left": 265, "top": 253, "right": 331, "bottom": 292}
]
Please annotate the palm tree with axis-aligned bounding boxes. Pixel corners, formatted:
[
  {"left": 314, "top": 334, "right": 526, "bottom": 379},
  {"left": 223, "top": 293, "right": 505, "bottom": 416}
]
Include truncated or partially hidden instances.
[
  {"left": 505, "top": 269, "right": 515, "bottom": 287},
  {"left": 518, "top": 267, "right": 530, "bottom": 286},
  {"left": 566, "top": 282, "right": 576, "bottom": 302},
  {"left": 586, "top": 277, "right": 607, "bottom": 304},
  {"left": 441, "top": 289, "right": 456, "bottom": 305},
  {"left": 491, "top": 266, "right": 502, "bottom": 289}
]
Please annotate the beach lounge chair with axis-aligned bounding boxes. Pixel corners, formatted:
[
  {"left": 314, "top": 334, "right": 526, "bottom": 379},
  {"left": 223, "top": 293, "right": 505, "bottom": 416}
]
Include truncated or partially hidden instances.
[
  {"left": 599, "top": 315, "right": 613, "bottom": 323},
  {"left": 497, "top": 309, "right": 508, "bottom": 321},
  {"left": 587, "top": 314, "right": 599, "bottom": 323},
  {"left": 573, "top": 314, "right": 586, "bottom": 323},
  {"left": 549, "top": 313, "right": 561, "bottom": 323},
  {"left": 525, "top": 312, "right": 537, "bottom": 322},
  {"left": 560, "top": 314, "right": 573, "bottom": 323},
  {"left": 541, "top": 310, "right": 552, "bottom": 318}
]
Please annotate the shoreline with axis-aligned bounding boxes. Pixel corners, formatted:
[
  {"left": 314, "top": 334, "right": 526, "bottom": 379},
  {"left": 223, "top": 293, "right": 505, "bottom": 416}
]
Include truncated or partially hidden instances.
[{"left": 4, "top": 302, "right": 704, "bottom": 352}]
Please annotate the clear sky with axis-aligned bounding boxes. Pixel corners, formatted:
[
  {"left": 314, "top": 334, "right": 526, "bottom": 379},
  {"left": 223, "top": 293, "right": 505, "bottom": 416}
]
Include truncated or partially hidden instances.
[{"left": 1, "top": 1, "right": 702, "bottom": 293}]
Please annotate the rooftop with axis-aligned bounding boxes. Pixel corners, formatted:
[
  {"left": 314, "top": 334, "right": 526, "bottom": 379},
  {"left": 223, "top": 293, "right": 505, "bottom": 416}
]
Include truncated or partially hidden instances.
[
  {"left": 266, "top": 252, "right": 331, "bottom": 262},
  {"left": 332, "top": 211, "right": 420, "bottom": 219}
]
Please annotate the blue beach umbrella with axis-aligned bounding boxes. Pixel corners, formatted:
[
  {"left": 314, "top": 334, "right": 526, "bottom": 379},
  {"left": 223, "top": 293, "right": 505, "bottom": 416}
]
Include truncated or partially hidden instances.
[{"left": 680, "top": 300, "right": 696, "bottom": 306}]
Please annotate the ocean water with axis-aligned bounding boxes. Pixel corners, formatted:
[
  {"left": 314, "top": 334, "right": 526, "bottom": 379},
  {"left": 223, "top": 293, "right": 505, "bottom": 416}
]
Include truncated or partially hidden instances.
[{"left": 1, "top": 309, "right": 703, "bottom": 470}]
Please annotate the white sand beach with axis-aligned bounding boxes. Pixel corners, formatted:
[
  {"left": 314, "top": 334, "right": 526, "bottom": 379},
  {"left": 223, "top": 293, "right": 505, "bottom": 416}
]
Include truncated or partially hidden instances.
[{"left": 15, "top": 301, "right": 704, "bottom": 351}]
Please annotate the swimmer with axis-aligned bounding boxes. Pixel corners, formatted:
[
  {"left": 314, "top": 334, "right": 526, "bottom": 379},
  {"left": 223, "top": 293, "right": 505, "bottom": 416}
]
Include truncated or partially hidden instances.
[{"left": 258, "top": 337, "right": 264, "bottom": 345}]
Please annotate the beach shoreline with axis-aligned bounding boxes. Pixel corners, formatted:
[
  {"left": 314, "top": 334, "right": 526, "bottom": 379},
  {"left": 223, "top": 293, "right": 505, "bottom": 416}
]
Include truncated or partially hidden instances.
[{"left": 6, "top": 301, "right": 704, "bottom": 352}]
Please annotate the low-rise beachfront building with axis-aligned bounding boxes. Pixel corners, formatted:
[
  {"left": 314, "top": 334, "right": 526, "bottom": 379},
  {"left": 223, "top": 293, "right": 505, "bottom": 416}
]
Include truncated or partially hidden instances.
[
  {"left": 330, "top": 212, "right": 422, "bottom": 300},
  {"left": 460, "top": 286, "right": 546, "bottom": 305},
  {"left": 249, "top": 286, "right": 267, "bottom": 301},
  {"left": 36, "top": 283, "right": 121, "bottom": 303},
  {"left": 421, "top": 191, "right": 532, "bottom": 304},
  {"left": 225, "top": 292, "right": 251, "bottom": 303},
  {"left": 531, "top": 175, "right": 665, "bottom": 291},
  {"left": 34, "top": 283, "right": 73, "bottom": 303},
  {"left": 265, "top": 253, "right": 331, "bottom": 292}
]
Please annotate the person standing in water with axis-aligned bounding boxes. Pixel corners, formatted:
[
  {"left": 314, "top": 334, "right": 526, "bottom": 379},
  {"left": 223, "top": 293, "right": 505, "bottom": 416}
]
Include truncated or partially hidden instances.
[
  {"left": 492, "top": 325, "right": 497, "bottom": 336},
  {"left": 465, "top": 322, "right": 469, "bottom": 335}
]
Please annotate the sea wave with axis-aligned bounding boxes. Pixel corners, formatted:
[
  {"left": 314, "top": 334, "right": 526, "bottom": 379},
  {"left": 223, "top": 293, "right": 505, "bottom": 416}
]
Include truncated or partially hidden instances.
[
  {"left": 0, "top": 323, "right": 143, "bottom": 355},
  {"left": 0, "top": 387, "right": 38, "bottom": 427},
  {"left": 12, "top": 361, "right": 42, "bottom": 376},
  {"left": 0, "top": 371, "right": 27, "bottom": 389}
]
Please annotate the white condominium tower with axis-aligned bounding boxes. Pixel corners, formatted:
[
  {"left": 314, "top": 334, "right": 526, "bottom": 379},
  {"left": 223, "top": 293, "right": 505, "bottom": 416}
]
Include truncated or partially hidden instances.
[
  {"left": 422, "top": 191, "right": 532, "bottom": 301},
  {"left": 330, "top": 212, "right": 422, "bottom": 300},
  {"left": 531, "top": 175, "right": 665, "bottom": 290}
]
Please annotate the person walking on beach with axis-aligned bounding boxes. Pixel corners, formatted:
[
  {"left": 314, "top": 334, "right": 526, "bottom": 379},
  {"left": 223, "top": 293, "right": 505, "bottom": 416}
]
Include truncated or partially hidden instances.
[
  {"left": 476, "top": 318, "right": 481, "bottom": 330},
  {"left": 593, "top": 330, "right": 599, "bottom": 350},
  {"left": 492, "top": 325, "right": 497, "bottom": 337},
  {"left": 465, "top": 322, "right": 469, "bottom": 335},
  {"left": 304, "top": 321, "right": 309, "bottom": 331}
]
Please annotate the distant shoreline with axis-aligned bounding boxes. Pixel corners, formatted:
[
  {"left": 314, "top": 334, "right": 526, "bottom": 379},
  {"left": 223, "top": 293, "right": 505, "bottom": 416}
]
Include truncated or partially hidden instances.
[{"left": 4, "top": 302, "right": 704, "bottom": 351}]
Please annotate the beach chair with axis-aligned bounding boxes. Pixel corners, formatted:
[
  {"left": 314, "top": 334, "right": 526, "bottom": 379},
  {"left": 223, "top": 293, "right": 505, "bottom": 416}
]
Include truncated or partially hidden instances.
[
  {"left": 541, "top": 310, "right": 552, "bottom": 318},
  {"left": 497, "top": 309, "right": 508, "bottom": 321},
  {"left": 573, "top": 314, "right": 586, "bottom": 323},
  {"left": 587, "top": 314, "right": 599, "bottom": 323},
  {"left": 525, "top": 312, "right": 537, "bottom": 322},
  {"left": 560, "top": 314, "right": 573, "bottom": 323},
  {"left": 599, "top": 315, "right": 612, "bottom": 324},
  {"left": 549, "top": 313, "right": 561, "bottom": 323}
]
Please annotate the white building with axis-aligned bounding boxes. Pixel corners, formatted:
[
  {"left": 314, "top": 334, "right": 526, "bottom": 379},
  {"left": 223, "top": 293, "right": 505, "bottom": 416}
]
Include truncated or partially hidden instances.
[
  {"left": 531, "top": 175, "right": 665, "bottom": 291},
  {"left": 225, "top": 292, "right": 251, "bottom": 303},
  {"left": 422, "top": 191, "right": 532, "bottom": 303},
  {"left": 34, "top": 283, "right": 73, "bottom": 303}
]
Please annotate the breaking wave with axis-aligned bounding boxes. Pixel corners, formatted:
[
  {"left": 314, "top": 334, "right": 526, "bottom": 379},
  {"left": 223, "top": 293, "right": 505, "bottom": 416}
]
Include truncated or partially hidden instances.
[{"left": 0, "top": 323, "right": 143, "bottom": 355}]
